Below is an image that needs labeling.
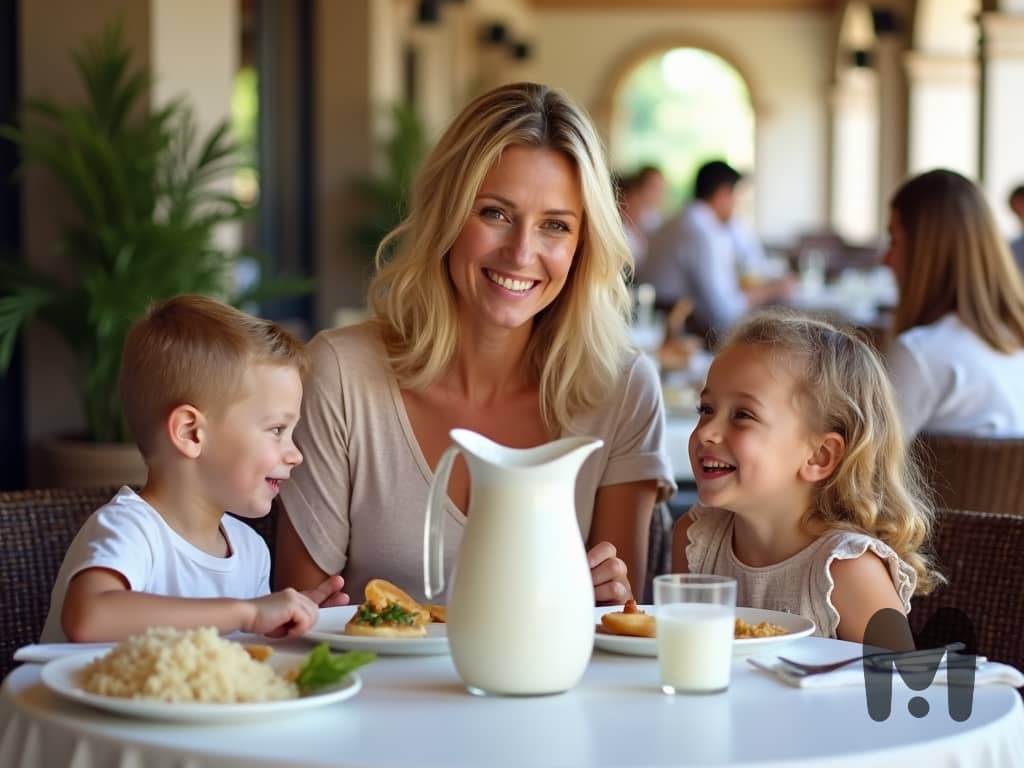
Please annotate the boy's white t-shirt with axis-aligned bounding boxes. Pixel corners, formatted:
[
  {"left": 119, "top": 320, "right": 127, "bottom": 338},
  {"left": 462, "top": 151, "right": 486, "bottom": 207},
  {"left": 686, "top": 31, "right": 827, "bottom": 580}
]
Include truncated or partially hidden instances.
[{"left": 41, "top": 486, "right": 271, "bottom": 642}]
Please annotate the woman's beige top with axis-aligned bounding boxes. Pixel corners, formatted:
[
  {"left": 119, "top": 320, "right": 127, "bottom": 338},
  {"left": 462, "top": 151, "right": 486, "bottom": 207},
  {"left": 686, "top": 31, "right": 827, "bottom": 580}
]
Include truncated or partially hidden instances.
[
  {"left": 685, "top": 506, "right": 917, "bottom": 638},
  {"left": 280, "top": 323, "right": 676, "bottom": 602}
]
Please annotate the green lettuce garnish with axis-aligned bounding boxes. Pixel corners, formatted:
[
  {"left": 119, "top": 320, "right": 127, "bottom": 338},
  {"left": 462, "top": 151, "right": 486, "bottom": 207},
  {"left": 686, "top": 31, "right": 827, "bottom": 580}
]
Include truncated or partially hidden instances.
[
  {"left": 356, "top": 601, "right": 419, "bottom": 626},
  {"left": 295, "top": 643, "right": 376, "bottom": 695}
]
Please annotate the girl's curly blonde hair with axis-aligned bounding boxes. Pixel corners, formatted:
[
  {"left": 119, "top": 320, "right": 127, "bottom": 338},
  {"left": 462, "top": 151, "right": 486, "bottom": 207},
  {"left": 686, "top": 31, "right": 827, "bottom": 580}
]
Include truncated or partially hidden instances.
[{"left": 720, "top": 308, "right": 941, "bottom": 594}]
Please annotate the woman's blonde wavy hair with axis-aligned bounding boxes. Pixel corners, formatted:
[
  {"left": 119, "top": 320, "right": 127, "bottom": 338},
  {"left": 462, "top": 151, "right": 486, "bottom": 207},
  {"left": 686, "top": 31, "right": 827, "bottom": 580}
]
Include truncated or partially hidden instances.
[
  {"left": 720, "top": 309, "right": 941, "bottom": 594},
  {"left": 890, "top": 169, "right": 1024, "bottom": 353},
  {"left": 367, "top": 82, "right": 633, "bottom": 431}
]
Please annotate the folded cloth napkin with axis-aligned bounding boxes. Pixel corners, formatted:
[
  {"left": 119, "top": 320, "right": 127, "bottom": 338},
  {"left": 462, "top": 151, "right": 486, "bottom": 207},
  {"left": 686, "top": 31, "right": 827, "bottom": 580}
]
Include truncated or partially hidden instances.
[
  {"left": 747, "top": 654, "right": 1024, "bottom": 689},
  {"left": 13, "top": 642, "right": 114, "bottom": 664}
]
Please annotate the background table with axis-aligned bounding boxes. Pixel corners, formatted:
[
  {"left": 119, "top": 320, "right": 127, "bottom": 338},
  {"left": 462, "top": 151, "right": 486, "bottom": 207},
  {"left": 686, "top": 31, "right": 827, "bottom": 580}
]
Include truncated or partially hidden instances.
[{"left": 3, "top": 637, "right": 1022, "bottom": 767}]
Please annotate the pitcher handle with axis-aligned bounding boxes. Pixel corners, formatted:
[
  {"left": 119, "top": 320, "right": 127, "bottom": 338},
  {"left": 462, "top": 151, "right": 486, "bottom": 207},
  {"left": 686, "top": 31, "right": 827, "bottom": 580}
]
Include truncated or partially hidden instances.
[{"left": 424, "top": 443, "right": 461, "bottom": 599}]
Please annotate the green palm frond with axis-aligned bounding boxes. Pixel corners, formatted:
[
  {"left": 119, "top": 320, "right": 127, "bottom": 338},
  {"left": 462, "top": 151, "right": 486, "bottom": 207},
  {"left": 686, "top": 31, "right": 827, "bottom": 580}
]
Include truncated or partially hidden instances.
[
  {"left": 0, "top": 284, "right": 54, "bottom": 371},
  {"left": 350, "top": 102, "right": 428, "bottom": 260}
]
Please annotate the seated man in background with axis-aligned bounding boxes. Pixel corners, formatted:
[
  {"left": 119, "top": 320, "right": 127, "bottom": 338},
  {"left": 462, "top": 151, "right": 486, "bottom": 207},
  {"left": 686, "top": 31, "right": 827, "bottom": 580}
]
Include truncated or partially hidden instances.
[
  {"left": 1009, "top": 184, "right": 1024, "bottom": 271},
  {"left": 617, "top": 164, "right": 668, "bottom": 270},
  {"left": 617, "top": 172, "right": 651, "bottom": 269},
  {"left": 639, "top": 159, "right": 792, "bottom": 339},
  {"left": 632, "top": 164, "right": 668, "bottom": 235}
]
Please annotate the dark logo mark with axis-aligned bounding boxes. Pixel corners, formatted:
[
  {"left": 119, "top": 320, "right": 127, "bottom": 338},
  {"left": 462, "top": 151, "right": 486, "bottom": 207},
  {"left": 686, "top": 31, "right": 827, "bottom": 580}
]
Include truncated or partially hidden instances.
[{"left": 862, "top": 607, "right": 977, "bottom": 722}]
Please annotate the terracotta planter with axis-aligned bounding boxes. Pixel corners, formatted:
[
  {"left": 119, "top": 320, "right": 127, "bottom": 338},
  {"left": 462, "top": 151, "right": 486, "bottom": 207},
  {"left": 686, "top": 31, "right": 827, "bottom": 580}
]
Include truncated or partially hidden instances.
[{"left": 43, "top": 438, "right": 147, "bottom": 489}]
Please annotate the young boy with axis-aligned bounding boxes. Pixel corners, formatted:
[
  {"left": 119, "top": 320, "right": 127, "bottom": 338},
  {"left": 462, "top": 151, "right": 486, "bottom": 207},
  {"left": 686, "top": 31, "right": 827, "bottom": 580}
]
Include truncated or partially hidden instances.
[{"left": 41, "top": 295, "right": 347, "bottom": 642}]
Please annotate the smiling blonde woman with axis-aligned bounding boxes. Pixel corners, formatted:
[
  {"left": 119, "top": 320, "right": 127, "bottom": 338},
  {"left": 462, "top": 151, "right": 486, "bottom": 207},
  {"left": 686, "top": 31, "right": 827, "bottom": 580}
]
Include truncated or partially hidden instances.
[{"left": 276, "top": 83, "right": 676, "bottom": 604}]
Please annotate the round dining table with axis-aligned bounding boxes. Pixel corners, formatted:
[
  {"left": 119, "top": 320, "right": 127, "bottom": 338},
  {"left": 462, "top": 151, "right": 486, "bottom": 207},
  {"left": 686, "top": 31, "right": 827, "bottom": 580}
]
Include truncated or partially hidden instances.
[{"left": 2, "top": 635, "right": 1022, "bottom": 767}]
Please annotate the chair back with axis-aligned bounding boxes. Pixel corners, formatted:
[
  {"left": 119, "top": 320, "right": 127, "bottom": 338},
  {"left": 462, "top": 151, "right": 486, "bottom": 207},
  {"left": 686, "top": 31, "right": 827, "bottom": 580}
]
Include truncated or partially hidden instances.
[
  {"left": 0, "top": 487, "right": 116, "bottom": 679},
  {"left": 0, "top": 487, "right": 279, "bottom": 680},
  {"left": 915, "top": 433, "right": 1024, "bottom": 516},
  {"left": 642, "top": 502, "right": 673, "bottom": 604},
  {"left": 910, "top": 508, "right": 1024, "bottom": 671}
]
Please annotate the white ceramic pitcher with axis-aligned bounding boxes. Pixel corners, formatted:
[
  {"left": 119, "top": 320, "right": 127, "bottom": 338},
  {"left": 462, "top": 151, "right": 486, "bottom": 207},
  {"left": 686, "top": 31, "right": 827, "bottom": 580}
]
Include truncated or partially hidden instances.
[{"left": 424, "top": 428, "right": 602, "bottom": 696}]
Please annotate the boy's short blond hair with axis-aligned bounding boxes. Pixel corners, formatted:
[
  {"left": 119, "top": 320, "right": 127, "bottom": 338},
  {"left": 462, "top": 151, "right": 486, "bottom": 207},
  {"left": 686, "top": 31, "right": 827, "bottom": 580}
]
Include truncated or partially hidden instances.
[{"left": 119, "top": 295, "right": 310, "bottom": 459}]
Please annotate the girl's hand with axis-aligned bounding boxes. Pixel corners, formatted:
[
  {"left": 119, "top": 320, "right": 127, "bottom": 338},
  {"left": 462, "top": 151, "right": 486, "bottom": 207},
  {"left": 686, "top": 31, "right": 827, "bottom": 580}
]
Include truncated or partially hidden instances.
[
  {"left": 588, "top": 540, "right": 632, "bottom": 605},
  {"left": 302, "top": 574, "right": 350, "bottom": 608}
]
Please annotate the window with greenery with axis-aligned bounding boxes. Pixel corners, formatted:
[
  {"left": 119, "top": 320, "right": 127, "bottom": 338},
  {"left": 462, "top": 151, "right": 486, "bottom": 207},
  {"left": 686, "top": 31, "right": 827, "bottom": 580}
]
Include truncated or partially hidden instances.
[{"left": 611, "top": 47, "right": 755, "bottom": 212}]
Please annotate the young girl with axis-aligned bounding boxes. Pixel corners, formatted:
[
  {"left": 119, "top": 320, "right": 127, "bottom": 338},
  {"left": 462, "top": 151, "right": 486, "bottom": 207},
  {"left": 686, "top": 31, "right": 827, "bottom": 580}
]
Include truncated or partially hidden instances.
[{"left": 671, "top": 309, "right": 940, "bottom": 647}]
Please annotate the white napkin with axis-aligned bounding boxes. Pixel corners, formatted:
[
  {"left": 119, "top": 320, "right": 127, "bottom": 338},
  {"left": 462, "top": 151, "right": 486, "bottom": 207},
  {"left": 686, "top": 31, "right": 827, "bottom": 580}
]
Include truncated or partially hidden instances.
[
  {"left": 13, "top": 642, "right": 114, "bottom": 664},
  {"left": 747, "top": 654, "right": 1024, "bottom": 689}
]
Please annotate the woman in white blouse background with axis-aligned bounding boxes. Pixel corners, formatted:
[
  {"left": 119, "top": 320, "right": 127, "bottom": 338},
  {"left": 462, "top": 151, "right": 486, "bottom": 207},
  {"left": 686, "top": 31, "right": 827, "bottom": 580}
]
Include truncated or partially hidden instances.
[{"left": 884, "top": 169, "right": 1024, "bottom": 440}]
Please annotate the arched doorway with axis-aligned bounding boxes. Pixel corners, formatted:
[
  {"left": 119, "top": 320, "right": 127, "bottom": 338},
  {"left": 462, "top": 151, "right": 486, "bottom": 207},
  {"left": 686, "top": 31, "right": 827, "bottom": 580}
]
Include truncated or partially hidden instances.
[{"left": 608, "top": 46, "right": 755, "bottom": 216}]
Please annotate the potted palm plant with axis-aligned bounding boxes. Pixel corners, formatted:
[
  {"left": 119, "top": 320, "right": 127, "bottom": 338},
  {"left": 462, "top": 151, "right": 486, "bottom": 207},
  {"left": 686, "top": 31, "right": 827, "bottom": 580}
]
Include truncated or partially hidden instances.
[{"left": 0, "top": 22, "right": 309, "bottom": 486}]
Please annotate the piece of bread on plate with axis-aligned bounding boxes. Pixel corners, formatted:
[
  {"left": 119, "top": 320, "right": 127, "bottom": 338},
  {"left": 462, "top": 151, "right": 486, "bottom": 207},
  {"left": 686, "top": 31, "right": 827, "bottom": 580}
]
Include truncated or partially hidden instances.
[
  {"left": 345, "top": 579, "right": 431, "bottom": 637},
  {"left": 424, "top": 604, "right": 447, "bottom": 623},
  {"left": 599, "top": 599, "right": 656, "bottom": 638}
]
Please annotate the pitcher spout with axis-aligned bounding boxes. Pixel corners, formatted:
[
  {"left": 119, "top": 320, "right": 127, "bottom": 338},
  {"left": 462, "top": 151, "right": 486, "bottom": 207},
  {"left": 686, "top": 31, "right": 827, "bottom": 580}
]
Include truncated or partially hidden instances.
[{"left": 448, "top": 428, "right": 603, "bottom": 476}]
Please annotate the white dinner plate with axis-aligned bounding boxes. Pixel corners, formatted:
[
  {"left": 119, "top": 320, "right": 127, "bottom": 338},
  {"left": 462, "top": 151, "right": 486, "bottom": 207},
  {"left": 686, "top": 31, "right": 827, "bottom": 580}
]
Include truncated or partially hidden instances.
[
  {"left": 593, "top": 605, "right": 815, "bottom": 658},
  {"left": 303, "top": 605, "right": 449, "bottom": 656},
  {"left": 40, "top": 649, "right": 362, "bottom": 723}
]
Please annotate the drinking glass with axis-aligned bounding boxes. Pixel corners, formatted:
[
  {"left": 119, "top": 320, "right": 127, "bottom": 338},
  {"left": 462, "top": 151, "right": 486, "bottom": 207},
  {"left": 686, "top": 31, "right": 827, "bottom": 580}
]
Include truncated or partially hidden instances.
[
  {"left": 654, "top": 574, "right": 737, "bottom": 695},
  {"left": 798, "top": 248, "right": 827, "bottom": 294}
]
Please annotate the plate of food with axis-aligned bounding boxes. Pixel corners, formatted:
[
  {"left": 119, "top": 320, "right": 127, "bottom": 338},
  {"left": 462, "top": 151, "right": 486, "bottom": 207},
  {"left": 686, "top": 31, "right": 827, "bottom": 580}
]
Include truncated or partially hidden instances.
[
  {"left": 594, "top": 601, "right": 815, "bottom": 658},
  {"left": 303, "top": 579, "right": 449, "bottom": 656},
  {"left": 40, "top": 627, "right": 372, "bottom": 723}
]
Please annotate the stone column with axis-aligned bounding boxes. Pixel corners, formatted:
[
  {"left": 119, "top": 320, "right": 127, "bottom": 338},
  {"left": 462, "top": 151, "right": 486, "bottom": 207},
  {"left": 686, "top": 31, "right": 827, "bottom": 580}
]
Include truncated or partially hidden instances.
[
  {"left": 442, "top": 0, "right": 477, "bottom": 115},
  {"left": 905, "top": 52, "right": 978, "bottom": 178},
  {"left": 829, "top": 67, "right": 879, "bottom": 244},
  {"left": 873, "top": 28, "right": 909, "bottom": 233},
  {"left": 408, "top": 17, "right": 450, "bottom": 140},
  {"left": 979, "top": 11, "right": 1024, "bottom": 234},
  {"left": 151, "top": 0, "right": 241, "bottom": 264},
  {"left": 313, "top": 0, "right": 406, "bottom": 327}
]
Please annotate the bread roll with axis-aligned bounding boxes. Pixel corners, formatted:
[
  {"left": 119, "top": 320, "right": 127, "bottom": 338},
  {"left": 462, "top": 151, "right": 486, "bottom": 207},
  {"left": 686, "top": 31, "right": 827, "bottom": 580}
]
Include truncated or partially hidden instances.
[{"left": 600, "top": 610, "right": 656, "bottom": 638}]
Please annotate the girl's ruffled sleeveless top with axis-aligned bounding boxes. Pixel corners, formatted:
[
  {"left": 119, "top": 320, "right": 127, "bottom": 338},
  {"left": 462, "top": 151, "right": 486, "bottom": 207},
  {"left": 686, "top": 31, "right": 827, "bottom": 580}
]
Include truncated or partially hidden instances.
[{"left": 685, "top": 506, "right": 917, "bottom": 638}]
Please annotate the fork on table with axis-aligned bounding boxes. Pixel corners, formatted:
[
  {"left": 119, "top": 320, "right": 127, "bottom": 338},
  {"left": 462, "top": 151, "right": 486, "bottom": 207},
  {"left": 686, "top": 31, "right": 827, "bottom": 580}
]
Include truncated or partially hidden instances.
[{"left": 777, "top": 642, "right": 968, "bottom": 676}]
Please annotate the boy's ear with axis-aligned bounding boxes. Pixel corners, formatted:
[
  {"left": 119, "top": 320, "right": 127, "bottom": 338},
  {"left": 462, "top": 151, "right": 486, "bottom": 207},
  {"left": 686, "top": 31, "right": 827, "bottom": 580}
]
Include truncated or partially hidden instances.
[
  {"left": 166, "top": 404, "right": 205, "bottom": 459},
  {"left": 800, "top": 431, "right": 845, "bottom": 483}
]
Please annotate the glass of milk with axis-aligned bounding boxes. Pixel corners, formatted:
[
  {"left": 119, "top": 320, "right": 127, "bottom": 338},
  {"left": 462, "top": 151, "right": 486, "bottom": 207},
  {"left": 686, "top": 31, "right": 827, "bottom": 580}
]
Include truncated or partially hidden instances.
[{"left": 653, "top": 574, "right": 737, "bottom": 695}]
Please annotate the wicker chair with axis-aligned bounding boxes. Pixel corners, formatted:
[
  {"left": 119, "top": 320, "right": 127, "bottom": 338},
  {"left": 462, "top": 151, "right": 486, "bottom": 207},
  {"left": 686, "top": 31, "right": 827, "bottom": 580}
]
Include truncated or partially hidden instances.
[
  {"left": 910, "top": 508, "right": 1024, "bottom": 672},
  {"left": 0, "top": 487, "right": 279, "bottom": 680},
  {"left": 0, "top": 487, "right": 117, "bottom": 679},
  {"left": 915, "top": 433, "right": 1024, "bottom": 516},
  {"left": 642, "top": 502, "right": 673, "bottom": 604}
]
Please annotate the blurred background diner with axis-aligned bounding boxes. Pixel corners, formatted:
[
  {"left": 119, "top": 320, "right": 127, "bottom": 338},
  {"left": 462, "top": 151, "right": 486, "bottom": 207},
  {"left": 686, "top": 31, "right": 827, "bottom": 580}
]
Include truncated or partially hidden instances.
[
  {"left": 1009, "top": 184, "right": 1024, "bottom": 270},
  {"left": 638, "top": 159, "right": 795, "bottom": 337},
  {"left": 2, "top": 0, "right": 1024, "bottom": 506}
]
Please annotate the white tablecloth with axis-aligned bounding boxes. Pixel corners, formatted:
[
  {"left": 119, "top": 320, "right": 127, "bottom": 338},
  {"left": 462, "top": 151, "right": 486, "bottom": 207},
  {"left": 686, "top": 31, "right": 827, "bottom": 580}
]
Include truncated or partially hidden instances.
[{"left": 3, "top": 637, "right": 1022, "bottom": 767}]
